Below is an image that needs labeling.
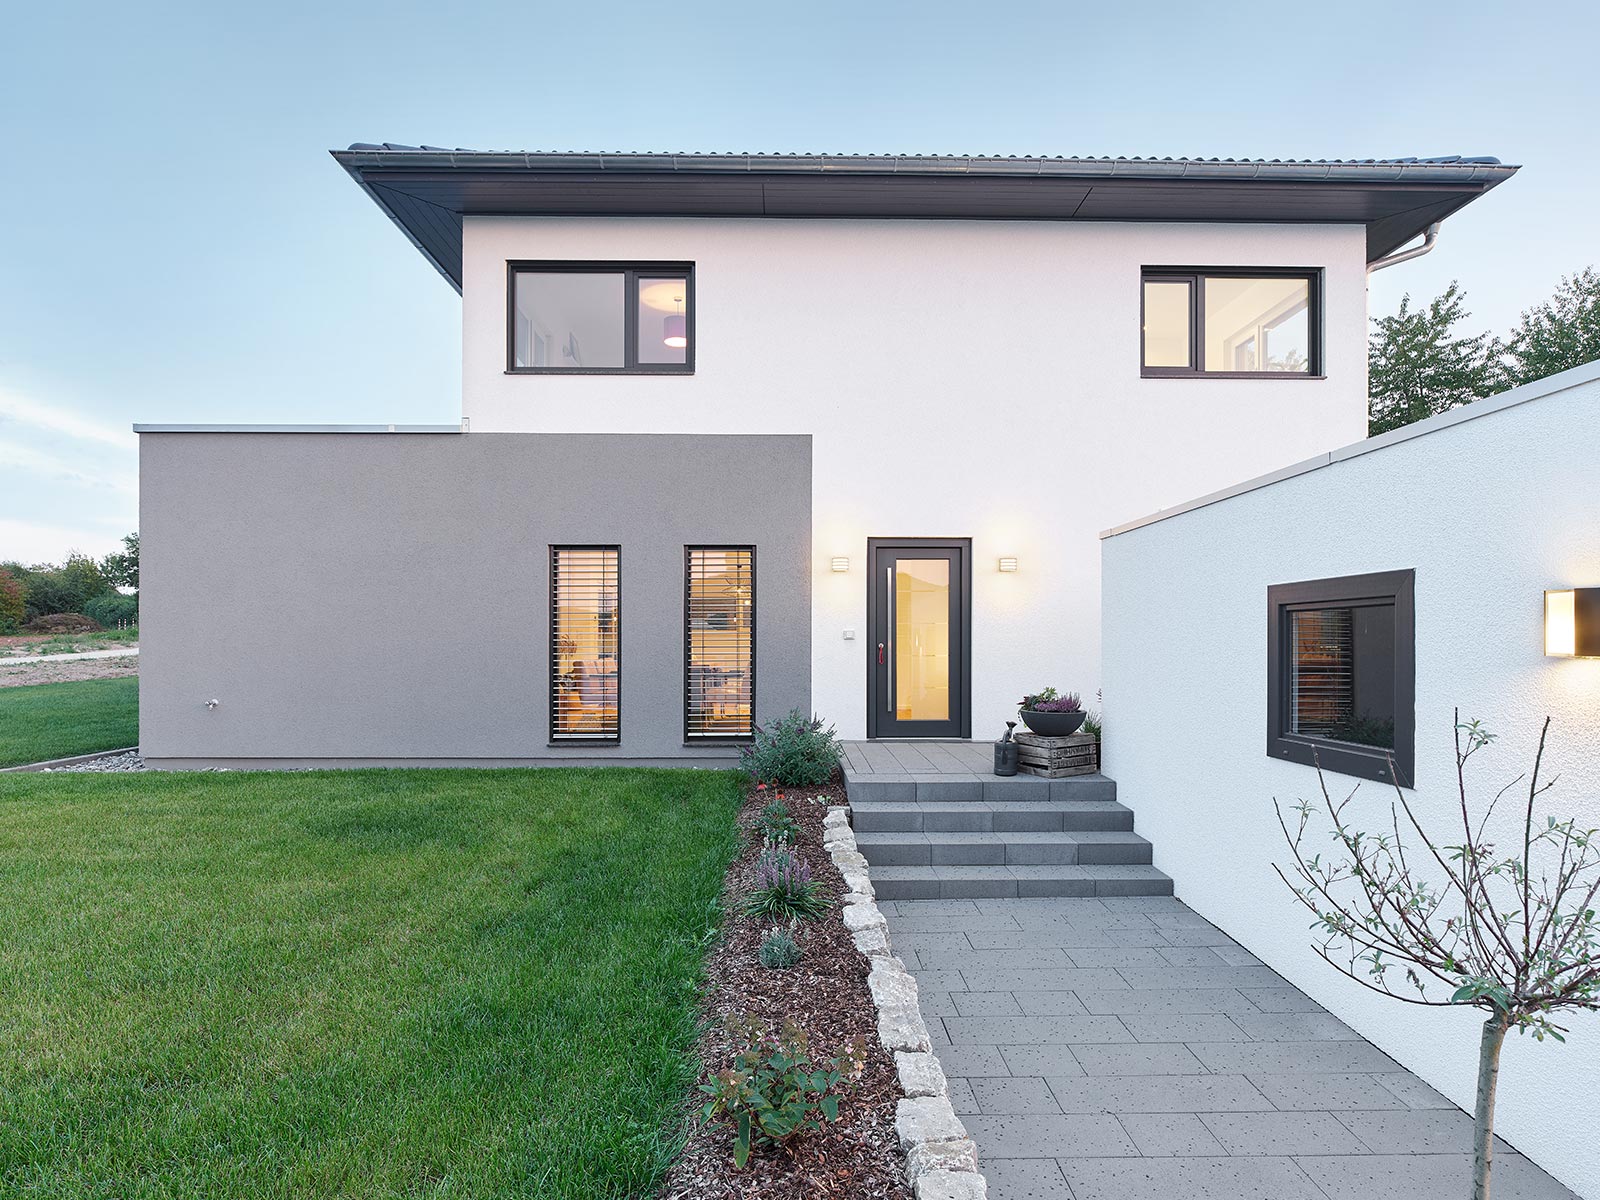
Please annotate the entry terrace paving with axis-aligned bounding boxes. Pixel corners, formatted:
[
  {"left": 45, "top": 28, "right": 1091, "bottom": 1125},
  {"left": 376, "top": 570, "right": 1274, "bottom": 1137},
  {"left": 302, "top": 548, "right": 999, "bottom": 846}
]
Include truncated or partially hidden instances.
[{"left": 881, "top": 896, "right": 1578, "bottom": 1200}]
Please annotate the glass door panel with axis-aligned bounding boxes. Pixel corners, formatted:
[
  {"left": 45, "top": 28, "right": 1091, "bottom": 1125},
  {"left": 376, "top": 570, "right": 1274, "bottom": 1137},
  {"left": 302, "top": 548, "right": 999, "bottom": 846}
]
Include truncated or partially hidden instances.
[
  {"left": 894, "top": 559, "right": 950, "bottom": 721},
  {"left": 868, "top": 540, "right": 969, "bottom": 739}
]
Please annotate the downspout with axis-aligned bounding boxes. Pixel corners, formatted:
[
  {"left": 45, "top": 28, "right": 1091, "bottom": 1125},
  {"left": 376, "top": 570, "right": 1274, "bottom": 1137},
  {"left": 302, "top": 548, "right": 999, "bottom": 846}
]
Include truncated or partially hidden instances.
[{"left": 1367, "top": 221, "right": 1442, "bottom": 273}]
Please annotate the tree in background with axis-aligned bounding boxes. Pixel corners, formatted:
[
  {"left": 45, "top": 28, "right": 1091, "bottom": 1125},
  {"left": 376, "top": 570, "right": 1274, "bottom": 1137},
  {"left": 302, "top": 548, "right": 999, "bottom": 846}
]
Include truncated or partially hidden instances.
[
  {"left": 1367, "top": 282, "right": 1500, "bottom": 436},
  {"left": 1502, "top": 266, "right": 1600, "bottom": 388},
  {"left": 101, "top": 532, "right": 139, "bottom": 591},
  {"left": 0, "top": 568, "right": 24, "bottom": 634},
  {"left": 0, "top": 554, "right": 111, "bottom": 622}
]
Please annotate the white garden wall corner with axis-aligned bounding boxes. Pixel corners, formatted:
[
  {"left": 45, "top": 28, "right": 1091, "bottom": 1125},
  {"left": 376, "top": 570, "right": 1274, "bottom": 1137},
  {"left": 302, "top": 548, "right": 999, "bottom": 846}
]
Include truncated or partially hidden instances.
[{"left": 1101, "top": 361, "right": 1600, "bottom": 1198}]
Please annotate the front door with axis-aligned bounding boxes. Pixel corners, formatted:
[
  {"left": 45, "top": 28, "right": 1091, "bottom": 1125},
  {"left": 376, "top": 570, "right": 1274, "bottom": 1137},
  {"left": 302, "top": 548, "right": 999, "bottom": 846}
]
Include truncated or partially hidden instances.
[{"left": 867, "top": 538, "right": 971, "bottom": 738}]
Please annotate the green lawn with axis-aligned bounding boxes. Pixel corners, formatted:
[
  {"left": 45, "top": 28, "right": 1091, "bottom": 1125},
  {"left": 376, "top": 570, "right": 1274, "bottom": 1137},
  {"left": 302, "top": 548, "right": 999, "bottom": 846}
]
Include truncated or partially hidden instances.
[
  {"left": 0, "top": 767, "right": 743, "bottom": 1198},
  {"left": 0, "top": 676, "right": 139, "bottom": 767}
]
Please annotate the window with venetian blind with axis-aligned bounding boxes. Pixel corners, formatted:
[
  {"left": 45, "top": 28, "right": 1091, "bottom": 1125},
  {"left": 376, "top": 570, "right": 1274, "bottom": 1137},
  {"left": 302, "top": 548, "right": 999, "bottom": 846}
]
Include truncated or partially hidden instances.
[
  {"left": 550, "top": 547, "right": 620, "bottom": 741},
  {"left": 685, "top": 547, "right": 755, "bottom": 740},
  {"left": 1267, "top": 570, "right": 1414, "bottom": 784}
]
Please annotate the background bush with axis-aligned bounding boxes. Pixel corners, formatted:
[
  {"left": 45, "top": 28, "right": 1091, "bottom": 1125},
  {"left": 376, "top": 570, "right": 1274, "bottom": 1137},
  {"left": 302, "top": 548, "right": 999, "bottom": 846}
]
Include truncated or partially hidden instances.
[
  {"left": 23, "top": 614, "right": 101, "bottom": 635},
  {"left": 0, "top": 569, "right": 23, "bottom": 635},
  {"left": 739, "top": 710, "right": 842, "bottom": 786},
  {"left": 83, "top": 592, "right": 138, "bottom": 629}
]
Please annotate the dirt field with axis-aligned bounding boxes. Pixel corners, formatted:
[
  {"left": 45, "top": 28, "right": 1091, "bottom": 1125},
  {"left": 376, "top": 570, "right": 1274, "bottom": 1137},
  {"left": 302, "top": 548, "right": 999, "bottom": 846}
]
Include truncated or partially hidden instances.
[{"left": 0, "top": 657, "right": 139, "bottom": 689}]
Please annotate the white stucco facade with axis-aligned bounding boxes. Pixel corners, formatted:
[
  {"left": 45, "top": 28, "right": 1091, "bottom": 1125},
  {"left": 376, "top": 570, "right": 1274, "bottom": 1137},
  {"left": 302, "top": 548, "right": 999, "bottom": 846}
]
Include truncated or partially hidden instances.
[
  {"left": 1101, "top": 364, "right": 1600, "bottom": 1197},
  {"left": 462, "top": 215, "right": 1370, "bottom": 738}
]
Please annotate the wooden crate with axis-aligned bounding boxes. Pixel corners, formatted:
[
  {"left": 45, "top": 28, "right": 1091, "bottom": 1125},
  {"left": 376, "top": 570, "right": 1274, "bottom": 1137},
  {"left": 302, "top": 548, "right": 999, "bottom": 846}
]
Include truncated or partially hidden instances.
[{"left": 1012, "top": 731, "right": 1098, "bottom": 778}]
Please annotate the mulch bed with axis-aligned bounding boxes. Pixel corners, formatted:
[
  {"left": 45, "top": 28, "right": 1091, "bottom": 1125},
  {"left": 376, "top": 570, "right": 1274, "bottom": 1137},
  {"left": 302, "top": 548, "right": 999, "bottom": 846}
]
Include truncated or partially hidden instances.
[{"left": 658, "top": 777, "right": 911, "bottom": 1200}]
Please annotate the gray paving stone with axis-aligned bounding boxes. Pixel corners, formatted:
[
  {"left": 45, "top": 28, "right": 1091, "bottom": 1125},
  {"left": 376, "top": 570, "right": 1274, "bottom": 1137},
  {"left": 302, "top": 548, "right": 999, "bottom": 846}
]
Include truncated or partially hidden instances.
[
  {"left": 1231, "top": 1011, "right": 1360, "bottom": 1041},
  {"left": 889, "top": 911, "right": 1023, "bottom": 933},
  {"left": 1240, "top": 986, "right": 1325, "bottom": 1012},
  {"left": 1064, "top": 947, "right": 1173, "bottom": 968},
  {"left": 1189, "top": 1040, "right": 1400, "bottom": 1074},
  {"left": 919, "top": 947, "right": 1072, "bottom": 970},
  {"left": 1116, "top": 965, "right": 1288, "bottom": 990},
  {"left": 1156, "top": 946, "right": 1227, "bottom": 966},
  {"left": 962, "top": 1114, "right": 1138, "bottom": 1158},
  {"left": 1370, "top": 1071, "right": 1456, "bottom": 1109},
  {"left": 1158, "top": 926, "right": 1240, "bottom": 946},
  {"left": 945, "top": 1015, "right": 1133, "bottom": 1045},
  {"left": 1070, "top": 1042, "right": 1208, "bottom": 1076},
  {"left": 970, "top": 1076, "right": 1063, "bottom": 1114},
  {"left": 1210, "top": 944, "right": 1264, "bottom": 966},
  {"left": 965, "top": 927, "right": 1122, "bottom": 950},
  {"left": 918, "top": 989, "right": 961, "bottom": 1017},
  {"left": 935, "top": 1044, "right": 1012, "bottom": 1076},
  {"left": 1117, "top": 1112, "right": 1228, "bottom": 1156},
  {"left": 952, "top": 991, "right": 1023, "bottom": 1016},
  {"left": 1247, "top": 1072, "right": 1412, "bottom": 1111},
  {"left": 999, "top": 1044, "right": 1087, "bottom": 1078},
  {"left": 1075, "top": 987, "right": 1258, "bottom": 1015},
  {"left": 1199, "top": 1110, "right": 1371, "bottom": 1155},
  {"left": 980, "top": 1158, "right": 1073, "bottom": 1200},
  {"left": 912, "top": 969, "right": 971, "bottom": 992},
  {"left": 960, "top": 967, "right": 1128, "bottom": 992},
  {"left": 1119, "top": 1013, "right": 1250, "bottom": 1043},
  {"left": 947, "top": 1076, "right": 981, "bottom": 1114},
  {"left": 1011, "top": 989, "right": 1090, "bottom": 1016},
  {"left": 1045, "top": 1074, "right": 1275, "bottom": 1114},
  {"left": 1334, "top": 1109, "right": 1512, "bottom": 1154},
  {"left": 1295, "top": 1153, "right": 1579, "bottom": 1200},
  {"left": 1059, "top": 1155, "right": 1327, "bottom": 1199}
]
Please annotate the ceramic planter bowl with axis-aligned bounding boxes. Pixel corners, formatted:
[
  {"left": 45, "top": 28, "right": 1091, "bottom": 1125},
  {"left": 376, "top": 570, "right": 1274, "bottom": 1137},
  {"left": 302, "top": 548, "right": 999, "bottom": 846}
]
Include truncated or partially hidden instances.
[{"left": 1019, "top": 709, "right": 1087, "bottom": 737}]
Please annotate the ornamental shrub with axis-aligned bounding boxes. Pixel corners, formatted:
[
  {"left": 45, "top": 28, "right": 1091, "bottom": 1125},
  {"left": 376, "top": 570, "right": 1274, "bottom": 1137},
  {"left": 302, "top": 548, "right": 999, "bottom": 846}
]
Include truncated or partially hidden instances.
[
  {"left": 739, "top": 709, "right": 842, "bottom": 787},
  {"left": 699, "top": 1015, "right": 866, "bottom": 1169},
  {"left": 758, "top": 924, "right": 801, "bottom": 970},
  {"left": 743, "top": 850, "right": 831, "bottom": 922}
]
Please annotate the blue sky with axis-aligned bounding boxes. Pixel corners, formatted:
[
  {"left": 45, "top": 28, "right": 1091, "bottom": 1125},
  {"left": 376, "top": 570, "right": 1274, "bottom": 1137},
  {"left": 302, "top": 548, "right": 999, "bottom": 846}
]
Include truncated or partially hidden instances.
[{"left": 3, "top": 0, "right": 1597, "bottom": 564}]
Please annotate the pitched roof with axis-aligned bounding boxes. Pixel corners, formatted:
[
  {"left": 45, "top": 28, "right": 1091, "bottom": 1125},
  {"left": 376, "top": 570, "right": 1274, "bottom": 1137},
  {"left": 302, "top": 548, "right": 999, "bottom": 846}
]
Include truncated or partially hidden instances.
[{"left": 333, "top": 146, "right": 1517, "bottom": 291}]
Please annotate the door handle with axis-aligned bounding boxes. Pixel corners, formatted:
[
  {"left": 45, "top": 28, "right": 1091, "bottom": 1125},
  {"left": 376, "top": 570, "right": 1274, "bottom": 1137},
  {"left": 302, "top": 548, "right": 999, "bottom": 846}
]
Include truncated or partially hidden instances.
[{"left": 877, "top": 642, "right": 886, "bottom": 665}]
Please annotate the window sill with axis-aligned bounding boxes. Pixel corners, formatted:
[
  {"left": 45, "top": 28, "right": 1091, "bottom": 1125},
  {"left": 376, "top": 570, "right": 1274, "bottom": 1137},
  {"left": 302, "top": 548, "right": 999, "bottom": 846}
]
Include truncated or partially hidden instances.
[
  {"left": 547, "top": 740, "right": 621, "bottom": 748},
  {"left": 506, "top": 368, "right": 694, "bottom": 377},
  {"left": 1142, "top": 371, "right": 1326, "bottom": 381},
  {"left": 1269, "top": 736, "right": 1407, "bottom": 786},
  {"left": 683, "top": 740, "right": 754, "bottom": 748}
]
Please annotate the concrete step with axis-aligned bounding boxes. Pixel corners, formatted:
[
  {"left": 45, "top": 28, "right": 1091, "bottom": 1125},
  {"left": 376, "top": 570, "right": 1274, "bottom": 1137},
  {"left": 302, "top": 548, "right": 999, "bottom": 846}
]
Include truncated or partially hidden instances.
[
  {"left": 849, "top": 799, "right": 1136, "bottom": 834},
  {"left": 856, "top": 829, "right": 1153, "bottom": 867},
  {"left": 869, "top": 863, "right": 1175, "bottom": 901},
  {"left": 844, "top": 772, "right": 1116, "bottom": 804}
]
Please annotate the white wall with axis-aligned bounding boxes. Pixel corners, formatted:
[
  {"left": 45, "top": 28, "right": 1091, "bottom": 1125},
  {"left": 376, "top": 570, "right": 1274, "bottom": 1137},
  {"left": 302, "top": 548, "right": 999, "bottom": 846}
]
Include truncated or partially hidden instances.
[
  {"left": 1102, "top": 364, "right": 1600, "bottom": 1197},
  {"left": 463, "top": 215, "right": 1369, "bottom": 738}
]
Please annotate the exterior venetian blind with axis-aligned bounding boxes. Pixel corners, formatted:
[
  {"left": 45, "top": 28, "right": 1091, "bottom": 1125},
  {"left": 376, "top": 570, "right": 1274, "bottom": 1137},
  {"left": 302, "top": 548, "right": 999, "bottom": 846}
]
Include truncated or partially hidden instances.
[
  {"left": 685, "top": 547, "right": 755, "bottom": 740},
  {"left": 1290, "top": 607, "right": 1353, "bottom": 738},
  {"left": 550, "top": 547, "right": 620, "bottom": 741}
]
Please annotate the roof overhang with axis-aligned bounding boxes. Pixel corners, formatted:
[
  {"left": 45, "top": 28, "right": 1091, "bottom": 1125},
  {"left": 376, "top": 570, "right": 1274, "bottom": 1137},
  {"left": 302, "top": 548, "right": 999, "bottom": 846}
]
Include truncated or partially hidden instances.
[{"left": 332, "top": 148, "right": 1518, "bottom": 292}]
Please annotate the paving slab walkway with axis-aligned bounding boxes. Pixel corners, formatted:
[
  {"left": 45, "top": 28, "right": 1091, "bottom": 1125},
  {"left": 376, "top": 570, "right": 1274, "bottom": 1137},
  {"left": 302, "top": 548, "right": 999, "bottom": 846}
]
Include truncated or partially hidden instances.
[{"left": 882, "top": 896, "right": 1579, "bottom": 1200}]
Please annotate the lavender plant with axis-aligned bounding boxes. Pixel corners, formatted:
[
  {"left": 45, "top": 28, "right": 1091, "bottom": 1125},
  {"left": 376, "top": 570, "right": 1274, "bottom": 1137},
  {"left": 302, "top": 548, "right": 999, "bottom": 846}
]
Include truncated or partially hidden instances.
[
  {"left": 758, "top": 923, "right": 801, "bottom": 969},
  {"left": 1275, "top": 713, "right": 1600, "bottom": 1200},
  {"left": 743, "top": 849, "right": 832, "bottom": 922}
]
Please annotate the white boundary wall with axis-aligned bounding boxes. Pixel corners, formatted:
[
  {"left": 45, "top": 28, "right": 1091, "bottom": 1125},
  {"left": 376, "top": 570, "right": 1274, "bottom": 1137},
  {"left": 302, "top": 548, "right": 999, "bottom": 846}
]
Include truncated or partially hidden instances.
[{"left": 1101, "top": 361, "right": 1600, "bottom": 1197}]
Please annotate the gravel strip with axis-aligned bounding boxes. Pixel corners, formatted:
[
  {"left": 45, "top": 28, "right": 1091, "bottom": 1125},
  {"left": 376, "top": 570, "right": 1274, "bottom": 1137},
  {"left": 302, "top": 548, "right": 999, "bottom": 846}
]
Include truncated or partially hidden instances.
[{"left": 42, "top": 751, "right": 148, "bottom": 773}]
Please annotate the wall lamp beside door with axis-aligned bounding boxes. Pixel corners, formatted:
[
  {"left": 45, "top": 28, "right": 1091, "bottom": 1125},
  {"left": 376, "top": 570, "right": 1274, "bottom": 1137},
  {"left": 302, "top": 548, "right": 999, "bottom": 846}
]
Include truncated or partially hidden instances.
[
  {"left": 997, "top": 556, "right": 1019, "bottom": 573},
  {"left": 830, "top": 556, "right": 851, "bottom": 573},
  {"left": 1545, "top": 588, "right": 1600, "bottom": 657}
]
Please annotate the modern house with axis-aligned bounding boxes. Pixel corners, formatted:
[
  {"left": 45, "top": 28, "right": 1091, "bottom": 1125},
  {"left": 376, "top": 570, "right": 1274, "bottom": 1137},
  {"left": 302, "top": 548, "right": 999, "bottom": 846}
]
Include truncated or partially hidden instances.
[{"left": 136, "top": 148, "right": 1515, "bottom": 767}]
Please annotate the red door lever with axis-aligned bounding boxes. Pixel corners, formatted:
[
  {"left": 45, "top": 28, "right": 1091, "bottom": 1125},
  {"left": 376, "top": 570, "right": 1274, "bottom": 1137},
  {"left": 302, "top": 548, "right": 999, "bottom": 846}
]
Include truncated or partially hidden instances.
[{"left": 877, "top": 642, "right": 886, "bottom": 665}]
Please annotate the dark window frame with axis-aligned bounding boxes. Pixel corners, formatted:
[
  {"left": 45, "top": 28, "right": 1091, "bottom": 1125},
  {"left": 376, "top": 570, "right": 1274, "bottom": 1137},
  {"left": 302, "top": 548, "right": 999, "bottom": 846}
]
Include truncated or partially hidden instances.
[
  {"left": 507, "top": 261, "right": 695, "bottom": 376},
  {"left": 683, "top": 545, "right": 757, "bottom": 745},
  {"left": 1266, "top": 569, "right": 1415, "bottom": 785},
  {"left": 549, "top": 544, "right": 622, "bottom": 746},
  {"left": 1141, "top": 266, "right": 1324, "bottom": 379}
]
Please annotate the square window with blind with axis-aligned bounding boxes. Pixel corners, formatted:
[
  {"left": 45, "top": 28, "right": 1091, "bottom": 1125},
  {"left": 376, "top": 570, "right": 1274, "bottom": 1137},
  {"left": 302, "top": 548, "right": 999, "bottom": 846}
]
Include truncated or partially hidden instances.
[
  {"left": 508, "top": 263, "right": 693, "bottom": 374},
  {"left": 1142, "top": 269, "right": 1320, "bottom": 377},
  {"left": 685, "top": 547, "right": 755, "bottom": 741},
  {"left": 550, "top": 547, "right": 620, "bottom": 742},
  {"left": 1267, "top": 570, "right": 1414, "bottom": 784}
]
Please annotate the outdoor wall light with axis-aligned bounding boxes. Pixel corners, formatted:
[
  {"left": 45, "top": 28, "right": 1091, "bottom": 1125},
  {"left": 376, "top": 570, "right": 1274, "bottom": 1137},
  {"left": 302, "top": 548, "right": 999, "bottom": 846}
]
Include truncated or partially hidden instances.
[
  {"left": 830, "top": 556, "right": 851, "bottom": 573},
  {"left": 997, "top": 556, "right": 1019, "bottom": 573},
  {"left": 1545, "top": 588, "right": 1600, "bottom": 657}
]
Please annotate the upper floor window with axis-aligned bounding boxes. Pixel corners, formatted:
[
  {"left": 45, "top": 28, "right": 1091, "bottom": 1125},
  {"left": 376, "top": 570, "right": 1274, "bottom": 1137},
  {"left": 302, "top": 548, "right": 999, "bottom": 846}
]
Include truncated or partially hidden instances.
[
  {"left": 509, "top": 263, "right": 693, "bottom": 374},
  {"left": 1142, "top": 268, "right": 1319, "bottom": 377}
]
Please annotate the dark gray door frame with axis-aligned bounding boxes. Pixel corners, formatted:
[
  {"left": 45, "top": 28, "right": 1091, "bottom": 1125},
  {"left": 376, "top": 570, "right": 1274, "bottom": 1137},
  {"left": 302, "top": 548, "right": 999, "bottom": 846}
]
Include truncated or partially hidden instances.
[{"left": 866, "top": 537, "right": 972, "bottom": 739}]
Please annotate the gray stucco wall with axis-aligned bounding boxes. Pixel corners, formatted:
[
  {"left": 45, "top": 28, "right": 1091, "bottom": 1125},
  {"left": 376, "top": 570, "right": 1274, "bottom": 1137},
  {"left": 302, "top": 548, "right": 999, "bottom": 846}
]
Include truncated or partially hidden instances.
[{"left": 139, "top": 431, "right": 811, "bottom": 768}]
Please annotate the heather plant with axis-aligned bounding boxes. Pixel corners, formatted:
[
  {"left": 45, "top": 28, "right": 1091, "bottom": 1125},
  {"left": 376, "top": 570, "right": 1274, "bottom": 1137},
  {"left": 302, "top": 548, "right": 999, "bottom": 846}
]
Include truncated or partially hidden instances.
[
  {"left": 699, "top": 1015, "right": 867, "bottom": 1168},
  {"left": 739, "top": 709, "right": 842, "bottom": 787},
  {"left": 1019, "top": 687, "right": 1082, "bottom": 713},
  {"left": 758, "top": 923, "right": 801, "bottom": 970},
  {"left": 743, "top": 849, "right": 831, "bottom": 922},
  {"left": 1276, "top": 714, "right": 1600, "bottom": 1200},
  {"left": 755, "top": 799, "right": 799, "bottom": 846}
]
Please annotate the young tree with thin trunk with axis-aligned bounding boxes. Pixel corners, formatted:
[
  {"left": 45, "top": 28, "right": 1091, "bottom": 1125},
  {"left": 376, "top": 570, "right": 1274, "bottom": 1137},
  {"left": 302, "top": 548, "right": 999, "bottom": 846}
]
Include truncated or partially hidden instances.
[{"left": 1275, "top": 715, "right": 1599, "bottom": 1200}]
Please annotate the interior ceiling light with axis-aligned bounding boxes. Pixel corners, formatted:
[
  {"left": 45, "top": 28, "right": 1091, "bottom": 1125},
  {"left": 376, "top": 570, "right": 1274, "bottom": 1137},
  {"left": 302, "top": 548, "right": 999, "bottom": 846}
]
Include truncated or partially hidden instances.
[{"left": 663, "top": 296, "right": 687, "bottom": 349}]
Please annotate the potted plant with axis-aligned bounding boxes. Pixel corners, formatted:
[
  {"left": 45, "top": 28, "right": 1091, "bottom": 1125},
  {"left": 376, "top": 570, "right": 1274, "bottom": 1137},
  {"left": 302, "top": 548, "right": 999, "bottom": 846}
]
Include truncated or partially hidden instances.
[{"left": 1017, "top": 687, "right": 1086, "bottom": 737}]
